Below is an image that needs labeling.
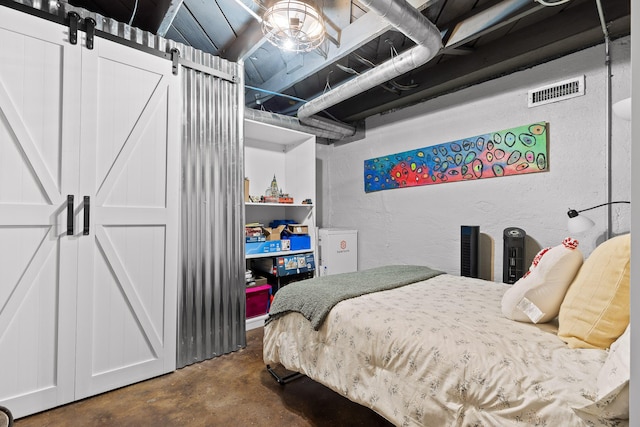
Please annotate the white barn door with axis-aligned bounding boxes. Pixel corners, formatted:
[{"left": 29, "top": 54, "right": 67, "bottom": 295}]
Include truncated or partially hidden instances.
[
  {"left": 74, "top": 35, "right": 179, "bottom": 398},
  {"left": 0, "top": 8, "right": 81, "bottom": 416},
  {"left": 0, "top": 6, "right": 179, "bottom": 417}
]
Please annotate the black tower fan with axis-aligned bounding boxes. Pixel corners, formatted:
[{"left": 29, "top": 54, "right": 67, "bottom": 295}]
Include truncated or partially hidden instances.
[
  {"left": 460, "top": 226, "right": 479, "bottom": 278},
  {"left": 503, "top": 227, "right": 526, "bottom": 284}
]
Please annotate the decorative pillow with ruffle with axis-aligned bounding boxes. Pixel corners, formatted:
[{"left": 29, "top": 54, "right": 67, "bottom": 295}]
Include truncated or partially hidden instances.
[{"left": 502, "top": 237, "right": 583, "bottom": 323}]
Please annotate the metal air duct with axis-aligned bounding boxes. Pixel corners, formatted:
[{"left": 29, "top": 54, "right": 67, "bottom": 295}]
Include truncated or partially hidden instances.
[
  {"left": 297, "top": 0, "right": 442, "bottom": 123},
  {"left": 245, "top": 108, "right": 350, "bottom": 140}
]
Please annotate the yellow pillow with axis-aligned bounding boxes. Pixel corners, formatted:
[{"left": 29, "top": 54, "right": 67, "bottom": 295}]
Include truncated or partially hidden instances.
[{"left": 557, "top": 233, "right": 630, "bottom": 349}]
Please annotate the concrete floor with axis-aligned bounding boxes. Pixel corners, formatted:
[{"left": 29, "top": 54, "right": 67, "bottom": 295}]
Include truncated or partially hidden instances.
[{"left": 14, "top": 328, "right": 394, "bottom": 427}]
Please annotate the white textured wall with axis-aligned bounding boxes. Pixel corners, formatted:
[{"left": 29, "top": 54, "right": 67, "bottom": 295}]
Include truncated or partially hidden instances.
[{"left": 318, "top": 37, "right": 631, "bottom": 282}]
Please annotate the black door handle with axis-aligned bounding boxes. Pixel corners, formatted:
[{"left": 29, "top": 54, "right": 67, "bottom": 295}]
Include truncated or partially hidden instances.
[
  {"left": 66, "top": 195, "right": 74, "bottom": 235},
  {"left": 83, "top": 196, "right": 90, "bottom": 235}
]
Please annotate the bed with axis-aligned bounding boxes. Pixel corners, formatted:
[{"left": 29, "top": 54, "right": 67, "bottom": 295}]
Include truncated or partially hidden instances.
[{"left": 263, "top": 236, "right": 631, "bottom": 426}]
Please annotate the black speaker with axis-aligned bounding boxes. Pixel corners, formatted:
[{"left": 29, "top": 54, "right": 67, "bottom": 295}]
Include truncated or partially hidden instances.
[
  {"left": 503, "top": 227, "right": 526, "bottom": 284},
  {"left": 461, "top": 225, "right": 479, "bottom": 278}
]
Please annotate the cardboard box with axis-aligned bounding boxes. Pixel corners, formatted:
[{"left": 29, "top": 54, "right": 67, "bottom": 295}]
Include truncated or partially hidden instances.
[
  {"left": 251, "top": 253, "right": 315, "bottom": 277},
  {"left": 262, "top": 224, "right": 285, "bottom": 241},
  {"left": 286, "top": 224, "right": 309, "bottom": 234},
  {"left": 254, "top": 276, "right": 268, "bottom": 286},
  {"left": 245, "top": 224, "right": 263, "bottom": 237},
  {"left": 245, "top": 274, "right": 269, "bottom": 287},
  {"left": 244, "top": 178, "right": 250, "bottom": 202},
  {"left": 276, "top": 253, "right": 315, "bottom": 276},
  {"left": 246, "top": 240, "right": 282, "bottom": 255}
]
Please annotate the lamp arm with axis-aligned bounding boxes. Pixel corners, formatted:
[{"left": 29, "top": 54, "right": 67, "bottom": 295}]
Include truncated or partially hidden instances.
[{"left": 577, "top": 201, "right": 631, "bottom": 213}]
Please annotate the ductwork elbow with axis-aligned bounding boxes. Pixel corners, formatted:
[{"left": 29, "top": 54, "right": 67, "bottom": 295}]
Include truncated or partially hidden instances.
[
  {"left": 297, "top": 0, "right": 442, "bottom": 121},
  {"left": 245, "top": 108, "right": 351, "bottom": 140},
  {"left": 359, "top": 0, "right": 442, "bottom": 50}
]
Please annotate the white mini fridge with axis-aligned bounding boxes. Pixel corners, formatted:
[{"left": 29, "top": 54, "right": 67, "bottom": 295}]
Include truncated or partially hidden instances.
[{"left": 318, "top": 228, "right": 358, "bottom": 276}]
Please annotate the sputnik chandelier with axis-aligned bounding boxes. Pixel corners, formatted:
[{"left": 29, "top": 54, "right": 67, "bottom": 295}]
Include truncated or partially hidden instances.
[{"left": 261, "top": 0, "right": 326, "bottom": 52}]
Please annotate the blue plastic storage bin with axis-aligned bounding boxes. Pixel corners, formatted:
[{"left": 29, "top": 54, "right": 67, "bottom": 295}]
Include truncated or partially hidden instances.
[
  {"left": 289, "top": 234, "right": 311, "bottom": 250},
  {"left": 269, "top": 219, "right": 295, "bottom": 228}
]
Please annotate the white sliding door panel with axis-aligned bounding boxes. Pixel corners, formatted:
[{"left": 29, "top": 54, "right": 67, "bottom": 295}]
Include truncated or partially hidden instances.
[
  {"left": 0, "top": 7, "right": 80, "bottom": 418},
  {"left": 75, "top": 36, "right": 179, "bottom": 398},
  {"left": 90, "top": 227, "right": 164, "bottom": 367},
  {"left": 1, "top": 6, "right": 180, "bottom": 416}
]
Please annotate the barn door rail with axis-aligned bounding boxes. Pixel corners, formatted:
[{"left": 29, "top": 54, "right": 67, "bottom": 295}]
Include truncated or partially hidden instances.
[
  {"left": 170, "top": 49, "right": 238, "bottom": 83},
  {"left": 2, "top": 0, "right": 241, "bottom": 86}
]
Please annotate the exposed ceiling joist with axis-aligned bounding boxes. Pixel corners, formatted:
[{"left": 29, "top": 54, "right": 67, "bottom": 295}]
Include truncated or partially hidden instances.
[
  {"left": 220, "top": 16, "right": 265, "bottom": 61},
  {"left": 342, "top": 5, "right": 631, "bottom": 121},
  {"left": 443, "top": 0, "right": 543, "bottom": 49},
  {"left": 157, "top": 0, "right": 184, "bottom": 36},
  {"left": 62, "top": 0, "right": 631, "bottom": 129}
]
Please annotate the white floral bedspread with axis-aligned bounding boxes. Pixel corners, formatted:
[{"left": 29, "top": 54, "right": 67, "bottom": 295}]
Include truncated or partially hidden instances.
[{"left": 263, "top": 274, "right": 620, "bottom": 426}]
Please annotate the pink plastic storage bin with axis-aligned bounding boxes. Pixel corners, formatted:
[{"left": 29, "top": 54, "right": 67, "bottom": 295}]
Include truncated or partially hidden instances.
[{"left": 246, "top": 284, "right": 272, "bottom": 318}]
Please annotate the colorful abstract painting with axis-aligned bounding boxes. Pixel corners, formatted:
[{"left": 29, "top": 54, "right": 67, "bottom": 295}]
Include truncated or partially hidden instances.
[{"left": 364, "top": 122, "right": 548, "bottom": 193}]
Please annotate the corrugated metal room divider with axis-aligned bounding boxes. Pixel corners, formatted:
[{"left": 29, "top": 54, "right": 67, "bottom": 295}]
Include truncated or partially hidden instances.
[{"left": 178, "top": 53, "right": 246, "bottom": 368}]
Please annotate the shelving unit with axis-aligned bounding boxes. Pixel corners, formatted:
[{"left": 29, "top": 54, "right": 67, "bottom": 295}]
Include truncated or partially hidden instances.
[
  {"left": 246, "top": 248, "right": 316, "bottom": 259},
  {"left": 246, "top": 314, "right": 269, "bottom": 331},
  {"left": 244, "top": 119, "right": 316, "bottom": 330}
]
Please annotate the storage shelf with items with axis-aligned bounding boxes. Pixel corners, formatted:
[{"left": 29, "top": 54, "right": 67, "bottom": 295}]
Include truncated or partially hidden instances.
[
  {"left": 244, "top": 119, "right": 316, "bottom": 330},
  {"left": 245, "top": 202, "right": 313, "bottom": 207},
  {"left": 246, "top": 249, "right": 314, "bottom": 259},
  {"left": 244, "top": 270, "right": 272, "bottom": 331}
]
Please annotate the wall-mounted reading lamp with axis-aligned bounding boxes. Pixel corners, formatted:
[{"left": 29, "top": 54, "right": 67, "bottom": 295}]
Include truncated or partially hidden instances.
[
  {"left": 571, "top": 95, "right": 632, "bottom": 237},
  {"left": 567, "top": 201, "right": 631, "bottom": 233},
  {"left": 612, "top": 97, "right": 631, "bottom": 121}
]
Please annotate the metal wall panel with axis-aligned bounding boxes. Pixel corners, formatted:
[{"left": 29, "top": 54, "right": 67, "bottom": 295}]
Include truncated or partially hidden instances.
[{"left": 178, "top": 60, "right": 245, "bottom": 368}]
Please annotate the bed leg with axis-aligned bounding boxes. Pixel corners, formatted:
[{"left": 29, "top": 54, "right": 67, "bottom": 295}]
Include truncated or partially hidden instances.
[{"left": 266, "top": 365, "right": 303, "bottom": 385}]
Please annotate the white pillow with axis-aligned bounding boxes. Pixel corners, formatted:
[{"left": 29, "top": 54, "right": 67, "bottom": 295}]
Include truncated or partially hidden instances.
[
  {"left": 595, "top": 324, "right": 630, "bottom": 418},
  {"left": 502, "top": 237, "right": 583, "bottom": 323},
  {"left": 574, "top": 324, "right": 630, "bottom": 420}
]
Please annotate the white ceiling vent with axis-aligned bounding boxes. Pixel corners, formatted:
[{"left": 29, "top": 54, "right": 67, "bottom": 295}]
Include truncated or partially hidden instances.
[{"left": 527, "top": 76, "right": 585, "bottom": 107}]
